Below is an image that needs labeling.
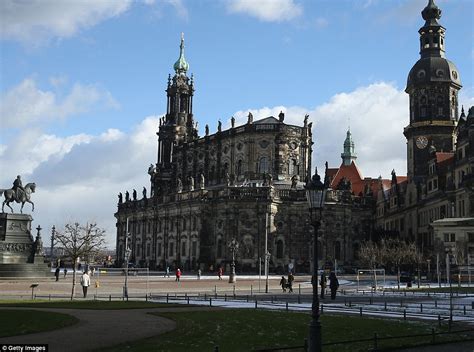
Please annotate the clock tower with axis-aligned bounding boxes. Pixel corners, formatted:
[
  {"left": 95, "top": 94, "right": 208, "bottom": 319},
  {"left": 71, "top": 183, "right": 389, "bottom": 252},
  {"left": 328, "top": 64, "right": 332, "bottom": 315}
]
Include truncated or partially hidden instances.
[{"left": 404, "top": 0, "right": 462, "bottom": 182}]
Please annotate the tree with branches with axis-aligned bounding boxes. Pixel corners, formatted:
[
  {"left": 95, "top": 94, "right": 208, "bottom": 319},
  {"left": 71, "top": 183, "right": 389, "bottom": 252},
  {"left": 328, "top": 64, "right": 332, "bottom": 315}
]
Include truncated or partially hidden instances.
[
  {"left": 359, "top": 241, "right": 383, "bottom": 290},
  {"left": 54, "top": 222, "right": 106, "bottom": 300},
  {"left": 381, "top": 238, "right": 413, "bottom": 290}
]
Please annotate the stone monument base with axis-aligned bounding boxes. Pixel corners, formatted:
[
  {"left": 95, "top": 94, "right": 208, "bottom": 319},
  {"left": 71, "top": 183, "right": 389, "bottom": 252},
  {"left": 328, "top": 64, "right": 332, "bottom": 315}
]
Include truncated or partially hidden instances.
[{"left": 0, "top": 213, "right": 50, "bottom": 278}]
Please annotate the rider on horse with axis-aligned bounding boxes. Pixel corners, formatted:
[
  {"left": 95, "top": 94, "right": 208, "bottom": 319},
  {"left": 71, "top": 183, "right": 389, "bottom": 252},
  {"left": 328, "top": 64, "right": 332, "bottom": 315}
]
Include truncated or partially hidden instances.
[{"left": 12, "top": 175, "right": 25, "bottom": 202}]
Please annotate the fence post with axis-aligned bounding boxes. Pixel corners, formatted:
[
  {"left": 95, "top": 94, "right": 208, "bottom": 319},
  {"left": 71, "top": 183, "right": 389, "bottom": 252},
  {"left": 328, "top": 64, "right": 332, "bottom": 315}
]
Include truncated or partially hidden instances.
[
  {"left": 210, "top": 298, "right": 212, "bottom": 307},
  {"left": 251, "top": 285, "right": 253, "bottom": 296},
  {"left": 360, "top": 307, "right": 362, "bottom": 317},
  {"left": 246, "top": 295, "right": 249, "bottom": 302},
  {"left": 49, "top": 294, "right": 51, "bottom": 301},
  {"left": 369, "top": 297, "right": 372, "bottom": 305},
  {"left": 299, "top": 284, "right": 301, "bottom": 295},
  {"left": 109, "top": 294, "right": 111, "bottom": 302},
  {"left": 400, "top": 299, "right": 403, "bottom": 307},
  {"left": 298, "top": 294, "right": 301, "bottom": 304},
  {"left": 166, "top": 293, "right": 169, "bottom": 303},
  {"left": 435, "top": 300, "right": 438, "bottom": 308},
  {"left": 464, "top": 305, "right": 466, "bottom": 315},
  {"left": 403, "top": 309, "right": 406, "bottom": 320},
  {"left": 420, "top": 303, "right": 423, "bottom": 313},
  {"left": 187, "top": 296, "right": 190, "bottom": 305},
  {"left": 438, "top": 314, "right": 441, "bottom": 327},
  {"left": 384, "top": 301, "right": 387, "bottom": 311},
  {"left": 373, "top": 333, "right": 378, "bottom": 351},
  {"left": 146, "top": 294, "right": 148, "bottom": 302},
  {"left": 224, "top": 294, "right": 227, "bottom": 302},
  {"left": 255, "top": 299, "right": 258, "bottom": 309},
  {"left": 431, "top": 328, "right": 435, "bottom": 344},
  {"left": 271, "top": 296, "right": 274, "bottom": 304},
  {"left": 233, "top": 285, "right": 236, "bottom": 297},
  {"left": 321, "top": 304, "right": 324, "bottom": 314},
  {"left": 349, "top": 300, "right": 352, "bottom": 307},
  {"left": 286, "top": 301, "right": 289, "bottom": 312}
]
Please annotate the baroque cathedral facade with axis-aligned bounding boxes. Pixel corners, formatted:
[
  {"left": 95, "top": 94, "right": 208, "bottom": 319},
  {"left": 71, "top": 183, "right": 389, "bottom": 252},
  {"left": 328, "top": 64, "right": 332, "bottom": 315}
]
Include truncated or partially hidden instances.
[{"left": 115, "top": 1, "right": 473, "bottom": 271}]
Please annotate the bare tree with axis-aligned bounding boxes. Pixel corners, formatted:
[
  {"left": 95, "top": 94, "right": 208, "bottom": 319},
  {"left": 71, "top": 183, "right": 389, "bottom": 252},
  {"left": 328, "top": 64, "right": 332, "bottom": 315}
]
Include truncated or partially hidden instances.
[
  {"left": 54, "top": 222, "right": 106, "bottom": 300},
  {"left": 382, "top": 238, "right": 412, "bottom": 290},
  {"left": 359, "top": 241, "right": 383, "bottom": 289}
]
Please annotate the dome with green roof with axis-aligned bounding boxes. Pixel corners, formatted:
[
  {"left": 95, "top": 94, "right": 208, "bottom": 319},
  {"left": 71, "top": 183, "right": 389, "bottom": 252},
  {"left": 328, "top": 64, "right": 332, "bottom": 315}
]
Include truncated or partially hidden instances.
[{"left": 173, "top": 33, "right": 189, "bottom": 75}]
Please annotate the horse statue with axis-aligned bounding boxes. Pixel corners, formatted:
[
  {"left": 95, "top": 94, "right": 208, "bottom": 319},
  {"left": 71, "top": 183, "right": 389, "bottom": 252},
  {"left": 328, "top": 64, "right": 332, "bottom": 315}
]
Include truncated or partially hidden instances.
[{"left": 1, "top": 183, "right": 36, "bottom": 213}]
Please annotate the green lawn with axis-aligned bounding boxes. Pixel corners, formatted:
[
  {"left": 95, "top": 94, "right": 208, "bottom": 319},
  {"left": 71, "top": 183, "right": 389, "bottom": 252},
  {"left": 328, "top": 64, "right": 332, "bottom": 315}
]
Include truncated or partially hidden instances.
[
  {"left": 98, "top": 310, "right": 471, "bottom": 352},
  {"left": 0, "top": 309, "right": 78, "bottom": 337},
  {"left": 0, "top": 300, "right": 188, "bottom": 310}
]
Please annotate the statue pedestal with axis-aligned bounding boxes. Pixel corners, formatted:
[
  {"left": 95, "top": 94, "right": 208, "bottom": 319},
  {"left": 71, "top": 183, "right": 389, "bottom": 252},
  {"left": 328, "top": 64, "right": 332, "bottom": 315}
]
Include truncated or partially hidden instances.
[{"left": 0, "top": 213, "right": 49, "bottom": 278}]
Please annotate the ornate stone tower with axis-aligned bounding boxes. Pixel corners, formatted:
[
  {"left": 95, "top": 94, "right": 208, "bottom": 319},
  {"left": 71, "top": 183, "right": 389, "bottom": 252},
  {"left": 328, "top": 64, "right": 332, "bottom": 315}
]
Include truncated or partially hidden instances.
[
  {"left": 404, "top": 0, "right": 462, "bottom": 182},
  {"left": 341, "top": 128, "right": 357, "bottom": 166},
  {"left": 155, "top": 34, "right": 197, "bottom": 194}
]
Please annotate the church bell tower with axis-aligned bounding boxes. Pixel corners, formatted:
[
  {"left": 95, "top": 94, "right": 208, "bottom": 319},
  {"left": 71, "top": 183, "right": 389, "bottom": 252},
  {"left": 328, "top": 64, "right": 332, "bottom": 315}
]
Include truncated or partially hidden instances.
[{"left": 404, "top": 0, "right": 462, "bottom": 182}]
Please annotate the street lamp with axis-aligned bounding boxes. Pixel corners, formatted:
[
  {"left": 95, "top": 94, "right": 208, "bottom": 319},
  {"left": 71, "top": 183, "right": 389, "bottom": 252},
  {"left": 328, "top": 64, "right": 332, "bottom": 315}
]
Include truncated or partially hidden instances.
[
  {"left": 50, "top": 225, "right": 56, "bottom": 269},
  {"left": 305, "top": 167, "right": 327, "bottom": 352},
  {"left": 228, "top": 238, "right": 239, "bottom": 283}
]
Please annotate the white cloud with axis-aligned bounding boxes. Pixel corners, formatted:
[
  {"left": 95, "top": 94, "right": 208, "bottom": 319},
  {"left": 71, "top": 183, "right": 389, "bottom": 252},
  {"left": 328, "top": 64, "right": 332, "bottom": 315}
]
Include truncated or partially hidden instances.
[
  {"left": 232, "top": 82, "right": 409, "bottom": 179},
  {"left": 0, "top": 0, "right": 132, "bottom": 44},
  {"left": 0, "top": 78, "right": 119, "bottom": 129},
  {"left": 227, "top": 0, "right": 302, "bottom": 22}
]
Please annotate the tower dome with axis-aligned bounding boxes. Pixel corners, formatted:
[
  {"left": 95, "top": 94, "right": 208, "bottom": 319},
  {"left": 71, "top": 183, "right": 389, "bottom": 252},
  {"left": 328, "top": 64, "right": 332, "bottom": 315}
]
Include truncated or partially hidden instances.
[{"left": 173, "top": 33, "right": 189, "bottom": 75}]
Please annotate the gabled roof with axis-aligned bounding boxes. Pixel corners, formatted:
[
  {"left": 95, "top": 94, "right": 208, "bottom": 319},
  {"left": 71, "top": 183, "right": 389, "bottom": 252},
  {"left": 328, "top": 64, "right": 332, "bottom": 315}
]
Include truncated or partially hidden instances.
[
  {"left": 253, "top": 116, "right": 281, "bottom": 124},
  {"left": 330, "top": 161, "right": 365, "bottom": 194}
]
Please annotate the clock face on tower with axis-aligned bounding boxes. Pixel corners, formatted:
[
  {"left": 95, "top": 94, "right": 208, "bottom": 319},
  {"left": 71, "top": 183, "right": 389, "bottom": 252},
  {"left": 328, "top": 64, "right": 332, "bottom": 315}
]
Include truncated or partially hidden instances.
[{"left": 416, "top": 136, "right": 428, "bottom": 149}]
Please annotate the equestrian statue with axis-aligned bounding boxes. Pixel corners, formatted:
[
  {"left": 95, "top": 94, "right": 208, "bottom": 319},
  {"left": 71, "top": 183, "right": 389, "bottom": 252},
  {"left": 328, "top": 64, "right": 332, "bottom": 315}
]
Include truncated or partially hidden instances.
[{"left": 1, "top": 175, "right": 36, "bottom": 213}]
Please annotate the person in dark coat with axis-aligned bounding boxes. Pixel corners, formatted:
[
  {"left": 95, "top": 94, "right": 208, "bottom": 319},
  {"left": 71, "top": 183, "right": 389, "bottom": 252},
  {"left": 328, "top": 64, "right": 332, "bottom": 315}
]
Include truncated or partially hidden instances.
[
  {"left": 320, "top": 272, "right": 327, "bottom": 299},
  {"left": 287, "top": 272, "right": 294, "bottom": 293},
  {"left": 280, "top": 276, "right": 287, "bottom": 292},
  {"left": 329, "top": 272, "right": 339, "bottom": 300},
  {"left": 55, "top": 267, "right": 60, "bottom": 281}
]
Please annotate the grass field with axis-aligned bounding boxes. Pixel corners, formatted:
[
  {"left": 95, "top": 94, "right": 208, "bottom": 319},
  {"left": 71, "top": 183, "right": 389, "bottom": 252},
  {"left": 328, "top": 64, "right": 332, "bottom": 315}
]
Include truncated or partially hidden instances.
[
  {"left": 99, "top": 309, "right": 471, "bottom": 352},
  {"left": 0, "top": 309, "right": 78, "bottom": 337},
  {"left": 0, "top": 300, "right": 187, "bottom": 309}
]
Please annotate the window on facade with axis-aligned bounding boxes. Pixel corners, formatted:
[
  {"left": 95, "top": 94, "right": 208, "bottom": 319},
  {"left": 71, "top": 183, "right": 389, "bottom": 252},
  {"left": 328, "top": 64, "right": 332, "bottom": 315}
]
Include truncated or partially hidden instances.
[
  {"left": 443, "top": 233, "right": 455, "bottom": 242},
  {"left": 169, "top": 242, "right": 174, "bottom": 256},
  {"left": 237, "top": 160, "right": 243, "bottom": 175},
  {"left": 158, "top": 221, "right": 162, "bottom": 232},
  {"left": 136, "top": 244, "right": 141, "bottom": 257},
  {"left": 468, "top": 233, "right": 474, "bottom": 243},
  {"left": 157, "top": 242, "right": 162, "bottom": 256},
  {"left": 182, "top": 242, "right": 186, "bottom": 257},
  {"left": 276, "top": 240, "right": 284, "bottom": 259},
  {"left": 192, "top": 217, "right": 197, "bottom": 231},
  {"left": 217, "top": 238, "right": 223, "bottom": 258},
  {"left": 146, "top": 243, "right": 151, "bottom": 257},
  {"left": 192, "top": 241, "right": 197, "bottom": 256},
  {"left": 433, "top": 179, "right": 438, "bottom": 190},
  {"left": 183, "top": 218, "right": 187, "bottom": 231},
  {"left": 170, "top": 220, "right": 174, "bottom": 231},
  {"left": 258, "top": 157, "right": 268, "bottom": 174},
  {"left": 335, "top": 242, "right": 341, "bottom": 260}
]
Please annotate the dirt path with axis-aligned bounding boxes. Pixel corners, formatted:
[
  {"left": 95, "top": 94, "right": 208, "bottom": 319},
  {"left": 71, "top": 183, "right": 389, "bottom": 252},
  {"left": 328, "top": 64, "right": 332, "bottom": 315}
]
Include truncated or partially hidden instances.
[{"left": 0, "top": 307, "right": 181, "bottom": 352}]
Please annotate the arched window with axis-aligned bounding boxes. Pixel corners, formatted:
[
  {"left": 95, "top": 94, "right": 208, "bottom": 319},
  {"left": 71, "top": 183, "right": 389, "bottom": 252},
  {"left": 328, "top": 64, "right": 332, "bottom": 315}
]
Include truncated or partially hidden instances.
[
  {"left": 335, "top": 242, "right": 341, "bottom": 261},
  {"left": 217, "top": 238, "right": 223, "bottom": 258},
  {"left": 258, "top": 157, "right": 268, "bottom": 173},
  {"left": 181, "top": 242, "right": 186, "bottom": 257},
  {"left": 237, "top": 160, "right": 243, "bottom": 175},
  {"left": 276, "top": 240, "right": 284, "bottom": 259}
]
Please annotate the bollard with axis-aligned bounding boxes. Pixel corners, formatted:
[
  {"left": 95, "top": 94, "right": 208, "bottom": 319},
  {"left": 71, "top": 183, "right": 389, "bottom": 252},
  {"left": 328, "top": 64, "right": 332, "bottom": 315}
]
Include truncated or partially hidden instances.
[
  {"left": 359, "top": 307, "right": 363, "bottom": 316},
  {"left": 109, "top": 294, "right": 111, "bottom": 302},
  {"left": 349, "top": 300, "right": 352, "bottom": 307},
  {"left": 286, "top": 301, "right": 289, "bottom": 311},
  {"left": 298, "top": 295, "right": 301, "bottom": 304},
  {"left": 187, "top": 296, "right": 190, "bottom": 305},
  {"left": 233, "top": 285, "right": 236, "bottom": 297},
  {"left": 215, "top": 285, "right": 217, "bottom": 295},
  {"left": 224, "top": 294, "right": 227, "bottom": 302},
  {"left": 403, "top": 309, "right": 406, "bottom": 320},
  {"left": 255, "top": 300, "right": 258, "bottom": 309},
  {"left": 246, "top": 295, "right": 249, "bottom": 302},
  {"left": 166, "top": 293, "right": 169, "bottom": 303},
  {"left": 373, "top": 333, "right": 378, "bottom": 350}
]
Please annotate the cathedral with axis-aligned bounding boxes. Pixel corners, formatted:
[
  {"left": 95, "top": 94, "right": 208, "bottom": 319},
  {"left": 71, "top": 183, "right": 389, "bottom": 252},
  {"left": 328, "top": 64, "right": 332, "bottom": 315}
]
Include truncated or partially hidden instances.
[{"left": 115, "top": 0, "right": 473, "bottom": 272}]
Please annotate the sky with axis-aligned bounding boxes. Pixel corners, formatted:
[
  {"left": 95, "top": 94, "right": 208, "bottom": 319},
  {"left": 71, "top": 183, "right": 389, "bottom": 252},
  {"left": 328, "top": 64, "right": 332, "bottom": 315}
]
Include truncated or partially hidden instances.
[{"left": 1, "top": 0, "right": 473, "bottom": 248}]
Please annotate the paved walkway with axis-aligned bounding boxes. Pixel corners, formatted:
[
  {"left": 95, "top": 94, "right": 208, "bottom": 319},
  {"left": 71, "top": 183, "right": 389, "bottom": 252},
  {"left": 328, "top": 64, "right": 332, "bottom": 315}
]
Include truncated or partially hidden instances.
[{"left": 0, "top": 307, "right": 186, "bottom": 352}]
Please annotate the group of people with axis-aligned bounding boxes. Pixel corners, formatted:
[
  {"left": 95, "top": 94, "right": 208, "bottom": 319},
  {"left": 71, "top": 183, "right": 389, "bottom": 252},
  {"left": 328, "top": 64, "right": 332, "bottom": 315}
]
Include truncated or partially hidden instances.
[
  {"left": 320, "top": 271, "right": 339, "bottom": 300},
  {"left": 54, "top": 267, "right": 68, "bottom": 281},
  {"left": 279, "top": 272, "right": 295, "bottom": 292}
]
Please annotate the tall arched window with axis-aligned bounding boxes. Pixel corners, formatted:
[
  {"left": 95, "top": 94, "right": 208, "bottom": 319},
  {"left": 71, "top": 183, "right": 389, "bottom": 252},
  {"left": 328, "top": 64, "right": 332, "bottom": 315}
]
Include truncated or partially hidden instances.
[
  {"left": 217, "top": 238, "right": 223, "bottom": 258},
  {"left": 276, "top": 240, "right": 284, "bottom": 259},
  {"left": 237, "top": 160, "right": 243, "bottom": 175},
  {"left": 258, "top": 157, "right": 268, "bottom": 173},
  {"left": 335, "top": 241, "right": 341, "bottom": 261}
]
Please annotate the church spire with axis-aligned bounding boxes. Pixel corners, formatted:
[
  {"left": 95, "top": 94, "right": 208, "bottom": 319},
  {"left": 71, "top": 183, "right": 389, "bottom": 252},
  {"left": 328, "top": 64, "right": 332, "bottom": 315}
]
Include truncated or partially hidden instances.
[
  {"left": 173, "top": 32, "right": 189, "bottom": 75},
  {"left": 341, "top": 128, "right": 357, "bottom": 166},
  {"left": 419, "top": 0, "right": 445, "bottom": 59}
]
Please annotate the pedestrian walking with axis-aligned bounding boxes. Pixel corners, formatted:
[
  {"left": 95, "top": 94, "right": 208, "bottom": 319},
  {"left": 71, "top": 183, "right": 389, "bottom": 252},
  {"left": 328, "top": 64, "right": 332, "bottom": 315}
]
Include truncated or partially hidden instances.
[
  {"left": 280, "top": 276, "right": 287, "bottom": 292},
  {"left": 63, "top": 267, "right": 68, "bottom": 278},
  {"left": 54, "top": 267, "right": 60, "bottom": 281},
  {"left": 218, "top": 267, "right": 223, "bottom": 280},
  {"left": 164, "top": 266, "right": 170, "bottom": 278},
  {"left": 329, "top": 272, "right": 339, "bottom": 300},
  {"left": 175, "top": 268, "right": 181, "bottom": 282},
  {"left": 80, "top": 271, "right": 91, "bottom": 298},
  {"left": 320, "top": 272, "right": 327, "bottom": 299},
  {"left": 287, "top": 272, "right": 294, "bottom": 293},
  {"left": 197, "top": 269, "right": 201, "bottom": 280}
]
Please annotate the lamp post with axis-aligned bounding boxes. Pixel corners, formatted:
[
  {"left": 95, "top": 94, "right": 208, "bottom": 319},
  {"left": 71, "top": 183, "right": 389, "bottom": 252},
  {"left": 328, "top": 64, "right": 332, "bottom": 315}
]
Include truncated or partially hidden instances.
[
  {"left": 50, "top": 225, "right": 56, "bottom": 269},
  {"left": 228, "top": 238, "right": 239, "bottom": 283},
  {"left": 305, "top": 167, "right": 327, "bottom": 352},
  {"left": 123, "top": 218, "right": 132, "bottom": 299}
]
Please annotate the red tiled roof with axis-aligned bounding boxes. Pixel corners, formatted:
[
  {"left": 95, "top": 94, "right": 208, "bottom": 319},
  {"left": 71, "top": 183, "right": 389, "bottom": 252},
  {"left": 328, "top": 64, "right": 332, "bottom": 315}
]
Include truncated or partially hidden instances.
[
  {"left": 330, "top": 162, "right": 365, "bottom": 195},
  {"left": 435, "top": 152, "right": 454, "bottom": 166}
]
